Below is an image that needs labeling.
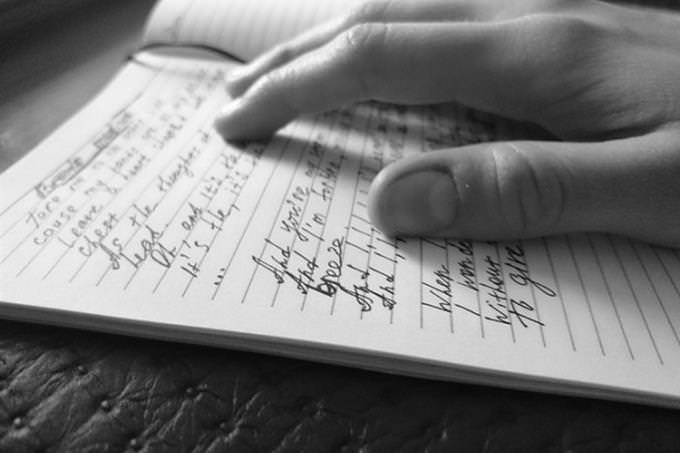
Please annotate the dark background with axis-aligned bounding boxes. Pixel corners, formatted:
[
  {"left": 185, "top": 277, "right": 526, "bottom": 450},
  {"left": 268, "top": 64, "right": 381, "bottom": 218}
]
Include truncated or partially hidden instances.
[{"left": 1, "top": 1, "right": 680, "bottom": 451}]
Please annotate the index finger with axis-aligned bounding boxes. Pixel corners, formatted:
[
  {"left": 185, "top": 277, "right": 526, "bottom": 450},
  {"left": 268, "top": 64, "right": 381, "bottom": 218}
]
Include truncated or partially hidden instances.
[
  {"left": 227, "top": 0, "right": 481, "bottom": 97},
  {"left": 214, "top": 17, "right": 570, "bottom": 140}
]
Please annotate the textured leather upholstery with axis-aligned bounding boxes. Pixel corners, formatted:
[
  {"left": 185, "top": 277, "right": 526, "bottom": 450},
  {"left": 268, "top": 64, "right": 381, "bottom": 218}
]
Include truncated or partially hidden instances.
[
  {"left": 1, "top": 1, "right": 680, "bottom": 452},
  {"left": 1, "top": 320, "right": 680, "bottom": 452}
]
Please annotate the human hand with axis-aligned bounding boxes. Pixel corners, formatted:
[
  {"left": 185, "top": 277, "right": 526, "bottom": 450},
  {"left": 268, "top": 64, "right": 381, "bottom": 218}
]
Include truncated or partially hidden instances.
[{"left": 214, "top": 0, "right": 680, "bottom": 247}]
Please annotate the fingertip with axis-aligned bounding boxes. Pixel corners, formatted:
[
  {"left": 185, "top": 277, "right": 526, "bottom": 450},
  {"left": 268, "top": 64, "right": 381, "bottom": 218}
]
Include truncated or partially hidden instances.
[
  {"left": 226, "top": 44, "right": 292, "bottom": 98},
  {"left": 368, "top": 165, "right": 457, "bottom": 236},
  {"left": 213, "top": 92, "right": 295, "bottom": 141},
  {"left": 213, "top": 98, "right": 247, "bottom": 140},
  {"left": 225, "top": 67, "right": 252, "bottom": 97}
]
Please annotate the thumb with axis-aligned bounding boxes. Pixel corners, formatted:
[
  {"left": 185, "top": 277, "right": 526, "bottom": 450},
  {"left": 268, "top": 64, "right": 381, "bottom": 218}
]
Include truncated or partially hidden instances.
[{"left": 367, "top": 128, "right": 680, "bottom": 247}]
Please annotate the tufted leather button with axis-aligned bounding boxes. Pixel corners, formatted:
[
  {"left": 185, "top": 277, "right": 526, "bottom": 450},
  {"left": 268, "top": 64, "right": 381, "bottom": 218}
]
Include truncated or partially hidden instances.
[
  {"left": 100, "top": 400, "right": 112, "bottom": 412},
  {"left": 128, "top": 438, "right": 142, "bottom": 451},
  {"left": 12, "top": 417, "right": 23, "bottom": 429}
]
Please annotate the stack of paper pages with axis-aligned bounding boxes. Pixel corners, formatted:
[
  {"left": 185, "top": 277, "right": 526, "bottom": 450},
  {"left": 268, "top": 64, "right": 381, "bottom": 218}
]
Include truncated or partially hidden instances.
[{"left": 1, "top": 0, "right": 678, "bottom": 408}]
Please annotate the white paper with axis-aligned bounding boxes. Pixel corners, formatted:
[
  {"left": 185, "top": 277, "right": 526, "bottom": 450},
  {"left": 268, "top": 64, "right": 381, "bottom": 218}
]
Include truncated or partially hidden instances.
[
  {"left": 2, "top": 0, "right": 680, "bottom": 408},
  {"left": 1, "top": 51, "right": 679, "bottom": 408}
]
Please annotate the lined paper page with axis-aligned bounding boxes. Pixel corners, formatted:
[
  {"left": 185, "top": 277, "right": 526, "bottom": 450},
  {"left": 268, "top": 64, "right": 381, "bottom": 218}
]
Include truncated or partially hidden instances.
[
  {"left": 142, "top": 0, "right": 361, "bottom": 61},
  {"left": 0, "top": 52, "right": 678, "bottom": 407}
]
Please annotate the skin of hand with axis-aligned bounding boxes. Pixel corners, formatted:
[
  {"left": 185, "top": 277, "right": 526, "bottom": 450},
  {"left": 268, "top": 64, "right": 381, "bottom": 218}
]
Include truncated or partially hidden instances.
[{"left": 213, "top": 0, "right": 680, "bottom": 247}]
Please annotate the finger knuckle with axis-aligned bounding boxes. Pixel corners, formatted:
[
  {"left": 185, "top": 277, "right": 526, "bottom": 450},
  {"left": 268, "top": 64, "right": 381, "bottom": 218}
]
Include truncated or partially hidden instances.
[
  {"left": 522, "top": 14, "right": 602, "bottom": 53},
  {"left": 488, "top": 144, "right": 568, "bottom": 237},
  {"left": 345, "top": 0, "right": 392, "bottom": 25},
  {"left": 256, "top": 68, "right": 299, "bottom": 112},
  {"left": 536, "top": 0, "right": 586, "bottom": 12},
  {"left": 258, "top": 69, "right": 285, "bottom": 90},
  {"left": 338, "top": 23, "right": 389, "bottom": 94},
  {"left": 342, "top": 23, "right": 388, "bottom": 58},
  {"left": 270, "top": 44, "right": 295, "bottom": 66},
  {"left": 497, "top": 15, "right": 605, "bottom": 119},
  {"left": 506, "top": 15, "right": 601, "bottom": 66}
]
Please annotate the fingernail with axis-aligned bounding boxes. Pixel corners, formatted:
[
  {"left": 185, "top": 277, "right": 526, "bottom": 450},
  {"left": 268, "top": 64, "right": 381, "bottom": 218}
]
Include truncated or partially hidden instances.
[
  {"left": 213, "top": 98, "right": 245, "bottom": 139},
  {"left": 379, "top": 170, "right": 457, "bottom": 235}
]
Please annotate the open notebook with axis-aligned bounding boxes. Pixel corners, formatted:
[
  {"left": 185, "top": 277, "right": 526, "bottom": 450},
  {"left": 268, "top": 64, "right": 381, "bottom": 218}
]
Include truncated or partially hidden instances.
[{"left": 1, "top": 0, "right": 679, "bottom": 408}]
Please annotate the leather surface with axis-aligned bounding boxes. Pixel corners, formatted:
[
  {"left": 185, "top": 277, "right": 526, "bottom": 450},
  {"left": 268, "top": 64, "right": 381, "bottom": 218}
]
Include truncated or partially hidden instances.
[
  {"left": 1, "top": 319, "right": 680, "bottom": 453},
  {"left": 1, "top": 1, "right": 680, "bottom": 452}
]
